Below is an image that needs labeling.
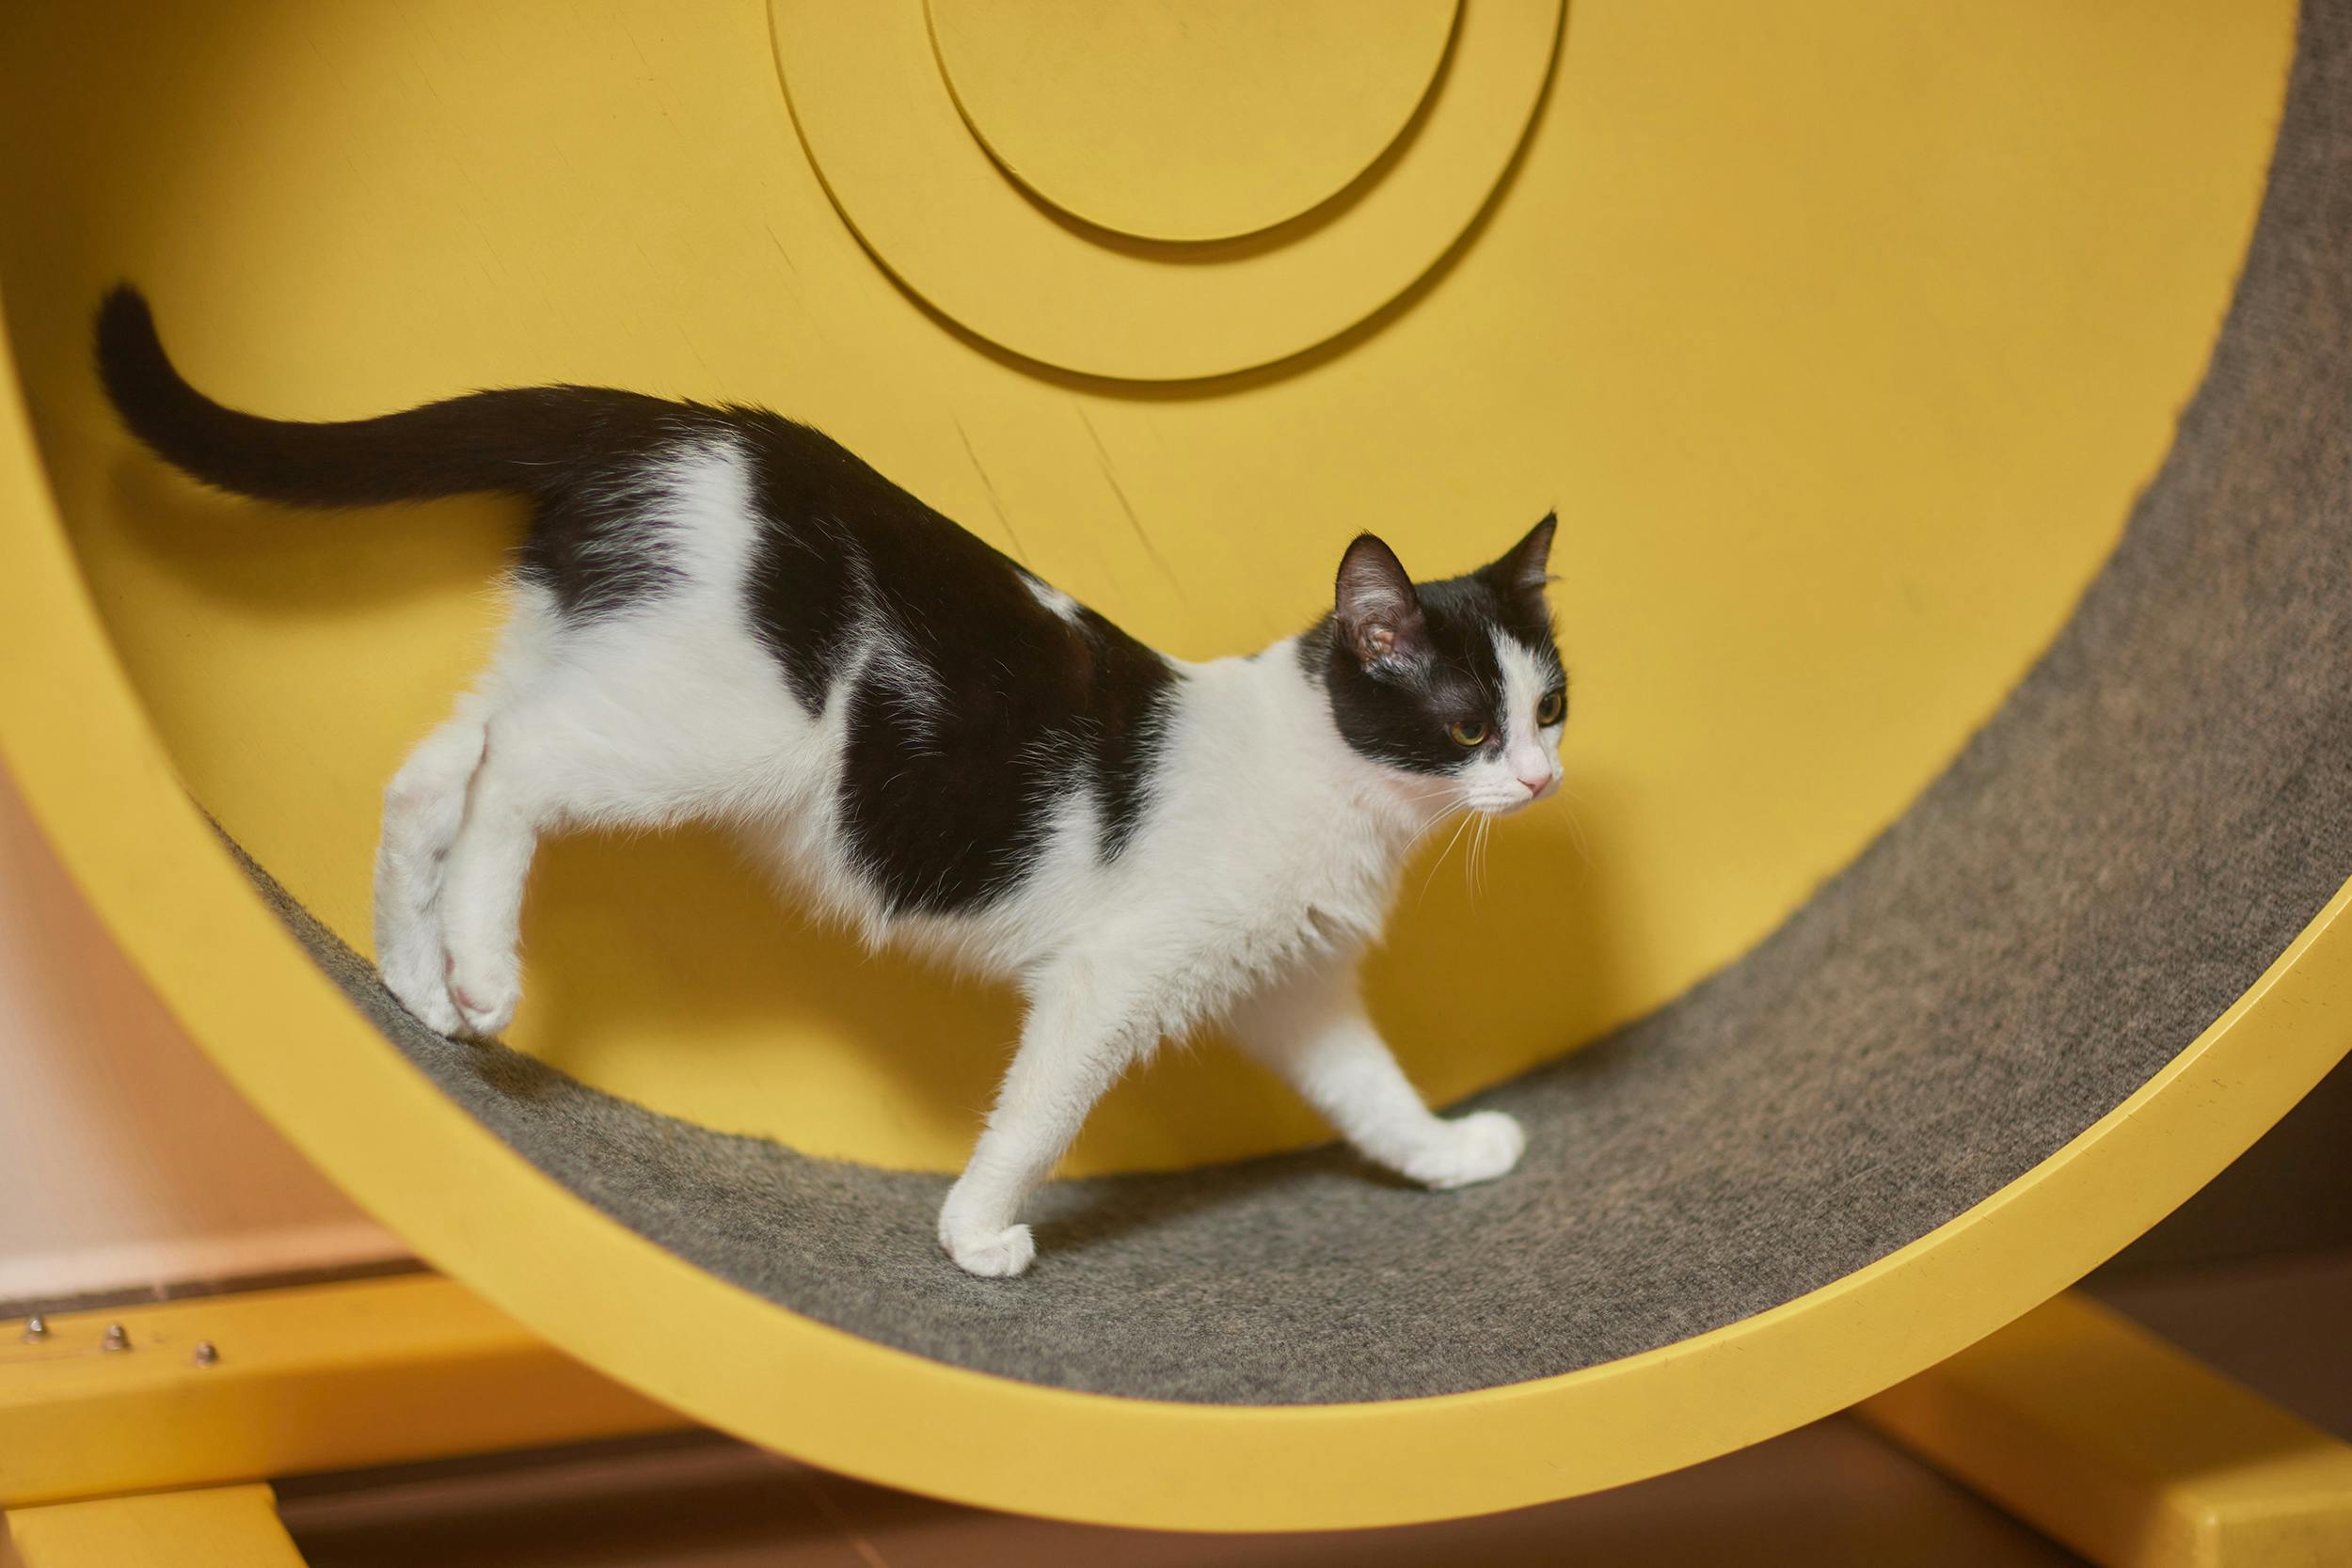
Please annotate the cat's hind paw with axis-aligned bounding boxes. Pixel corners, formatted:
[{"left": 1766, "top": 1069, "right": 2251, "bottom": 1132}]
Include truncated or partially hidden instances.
[
  {"left": 385, "top": 968, "right": 466, "bottom": 1038},
  {"left": 942, "top": 1220, "right": 1036, "bottom": 1279},
  {"left": 1404, "top": 1110, "right": 1526, "bottom": 1190},
  {"left": 444, "top": 948, "right": 520, "bottom": 1040}
]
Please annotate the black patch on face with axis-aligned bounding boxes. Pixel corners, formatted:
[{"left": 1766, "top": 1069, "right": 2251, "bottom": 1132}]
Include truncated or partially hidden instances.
[
  {"left": 1303, "top": 526, "right": 1565, "bottom": 776},
  {"left": 736, "top": 412, "right": 1176, "bottom": 916}
]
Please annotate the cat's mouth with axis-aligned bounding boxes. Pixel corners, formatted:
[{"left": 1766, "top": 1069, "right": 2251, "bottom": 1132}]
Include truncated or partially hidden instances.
[{"left": 1464, "top": 775, "right": 1560, "bottom": 816}]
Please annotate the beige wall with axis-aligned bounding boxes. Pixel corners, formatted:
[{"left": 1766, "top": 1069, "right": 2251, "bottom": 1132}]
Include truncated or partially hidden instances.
[{"left": 0, "top": 766, "right": 400, "bottom": 1308}]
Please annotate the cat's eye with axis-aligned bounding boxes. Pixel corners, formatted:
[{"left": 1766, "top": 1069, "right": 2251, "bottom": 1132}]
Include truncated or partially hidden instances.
[
  {"left": 1448, "top": 719, "right": 1488, "bottom": 747},
  {"left": 1536, "top": 689, "right": 1566, "bottom": 727}
]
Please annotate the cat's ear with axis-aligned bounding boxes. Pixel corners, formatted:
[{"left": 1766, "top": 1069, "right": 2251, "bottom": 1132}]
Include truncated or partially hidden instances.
[
  {"left": 1334, "top": 532, "right": 1428, "bottom": 667},
  {"left": 1485, "top": 512, "right": 1557, "bottom": 602}
]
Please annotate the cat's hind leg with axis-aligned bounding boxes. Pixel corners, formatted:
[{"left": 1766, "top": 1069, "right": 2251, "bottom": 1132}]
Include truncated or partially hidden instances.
[
  {"left": 373, "top": 702, "right": 488, "bottom": 1036},
  {"left": 432, "top": 714, "right": 550, "bottom": 1040}
]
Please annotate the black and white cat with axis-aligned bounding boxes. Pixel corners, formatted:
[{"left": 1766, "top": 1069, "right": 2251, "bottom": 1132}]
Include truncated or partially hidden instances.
[{"left": 97, "top": 285, "right": 1567, "bottom": 1277}]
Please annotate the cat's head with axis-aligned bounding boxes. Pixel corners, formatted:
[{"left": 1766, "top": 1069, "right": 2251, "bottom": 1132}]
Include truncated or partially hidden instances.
[{"left": 1310, "top": 516, "right": 1565, "bottom": 816}]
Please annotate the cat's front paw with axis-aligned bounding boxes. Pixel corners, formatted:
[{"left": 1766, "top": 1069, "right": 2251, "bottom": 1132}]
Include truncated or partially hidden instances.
[
  {"left": 443, "top": 947, "right": 520, "bottom": 1040},
  {"left": 1403, "top": 1110, "right": 1526, "bottom": 1190},
  {"left": 941, "top": 1219, "right": 1036, "bottom": 1279}
]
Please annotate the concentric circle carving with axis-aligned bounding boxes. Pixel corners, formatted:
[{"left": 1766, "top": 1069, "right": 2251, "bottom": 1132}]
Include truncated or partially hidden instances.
[
  {"left": 927, "top": 0, "right": 1461, "bottom": 244},
  {"left": 774, "top": 0, "right": 1565, "bottom": 381}
]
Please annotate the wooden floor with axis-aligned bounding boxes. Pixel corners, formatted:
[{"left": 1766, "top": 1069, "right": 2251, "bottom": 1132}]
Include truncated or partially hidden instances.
[
  {"left": 277, "top": 1417, "right": 2074, "bottom": 1568},
  {"left": 264, "top": 1253, "right": 2351, "bottom": 1567}
]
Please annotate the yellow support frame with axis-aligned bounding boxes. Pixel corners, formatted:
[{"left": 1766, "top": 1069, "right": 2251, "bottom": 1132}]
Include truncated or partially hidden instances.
[
  {"left": 0, "top": 1276, "right": 685, "bottom": 1511},
  {"left": 1859, "top": 1293, "right": 2352, "bottom": 1568},
  {"left": 3, "top": 1487, "right": 305, "bottom": 1568},
  {"left": 7, "top": 1276, "right": 2344, "bottom": 1564}
]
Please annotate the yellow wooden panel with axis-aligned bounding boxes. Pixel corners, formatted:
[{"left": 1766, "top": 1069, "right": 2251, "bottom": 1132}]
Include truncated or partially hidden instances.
[
  {"left": 927, "top": 0, "right": 1460, "bottom": 242},
  {"left": 0, "top": 1278, "right": 685, "bottom": 1510},
  {"left": 1859, "top": 1292, "right": 2352, "bottom": 1568},
  {"left": 0, "top": 0, "right": 2293, "bottom": 1178},
  {"left": 3, "top": 1487, "right": 304, "bottom": 1568},
  {"left": 779, "top": 0, "right": 1559, "bottom": 376}
]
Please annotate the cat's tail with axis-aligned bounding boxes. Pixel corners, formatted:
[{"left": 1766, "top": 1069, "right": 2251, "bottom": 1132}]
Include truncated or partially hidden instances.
[{"left": 94, "top": 283, "right": 679, "bottom": 507}]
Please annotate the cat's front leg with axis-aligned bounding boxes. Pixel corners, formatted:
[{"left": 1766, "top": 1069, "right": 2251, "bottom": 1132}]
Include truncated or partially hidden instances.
[
  {"left": 939, "top": 962, "right": 1151, "bottom": 1278},
  {"left": 1228, "top": 956, "right": 1525, "bottom": 1190}
]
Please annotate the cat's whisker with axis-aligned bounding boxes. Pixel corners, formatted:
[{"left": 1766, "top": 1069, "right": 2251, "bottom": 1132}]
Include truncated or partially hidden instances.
[
  {"left": 1418, "top": 813, "right": 1476, "bottom": 907},
  {"left": 1545, "top": 780, "right": 1596, "bottom": 868},
  {"left": 1399, "top": 812, "right": 1455, "bottom": 861},
  {"left": 1555, "top": 798, "right": 1594, "bottom": 868}
]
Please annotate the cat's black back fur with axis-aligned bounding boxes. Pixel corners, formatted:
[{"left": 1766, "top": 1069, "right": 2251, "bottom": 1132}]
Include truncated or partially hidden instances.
[
  {"left": 96, "top": 283, "right": 1176, "bottom": 916},
  {"left": 738, "top": 414, "right": 1177, "bottom": 913}
]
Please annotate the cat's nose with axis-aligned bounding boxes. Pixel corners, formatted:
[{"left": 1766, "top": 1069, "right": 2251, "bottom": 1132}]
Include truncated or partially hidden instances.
[{"left": 1515, "top": 766, "right": 1553, "bottom": 798}]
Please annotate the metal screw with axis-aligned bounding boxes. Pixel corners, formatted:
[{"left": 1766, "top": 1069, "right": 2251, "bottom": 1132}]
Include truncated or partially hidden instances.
[
  {"left": 19, "top": 1315, "right": 47, "bottom": 1344},
  {"left": 191, "top": 1340, "right": 219, "bottom": 1367},
  {"left": 100, "top": 1323, "right": 130, "bottom": 1353}
]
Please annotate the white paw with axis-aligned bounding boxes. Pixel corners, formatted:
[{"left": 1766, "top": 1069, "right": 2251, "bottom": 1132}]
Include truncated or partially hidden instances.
[
  {"left": 443, "top": 947, "right": 519, "bottom": 1040},
  {"left": 1403, "top": 1111, "right": 1526, "bottom": 1190},
  {"left": 941, "top": 1220, "right": 1036, "bottom": 1279},
  {"left": 385, "top": 966, "right": 465, "bottom": 1037}
]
